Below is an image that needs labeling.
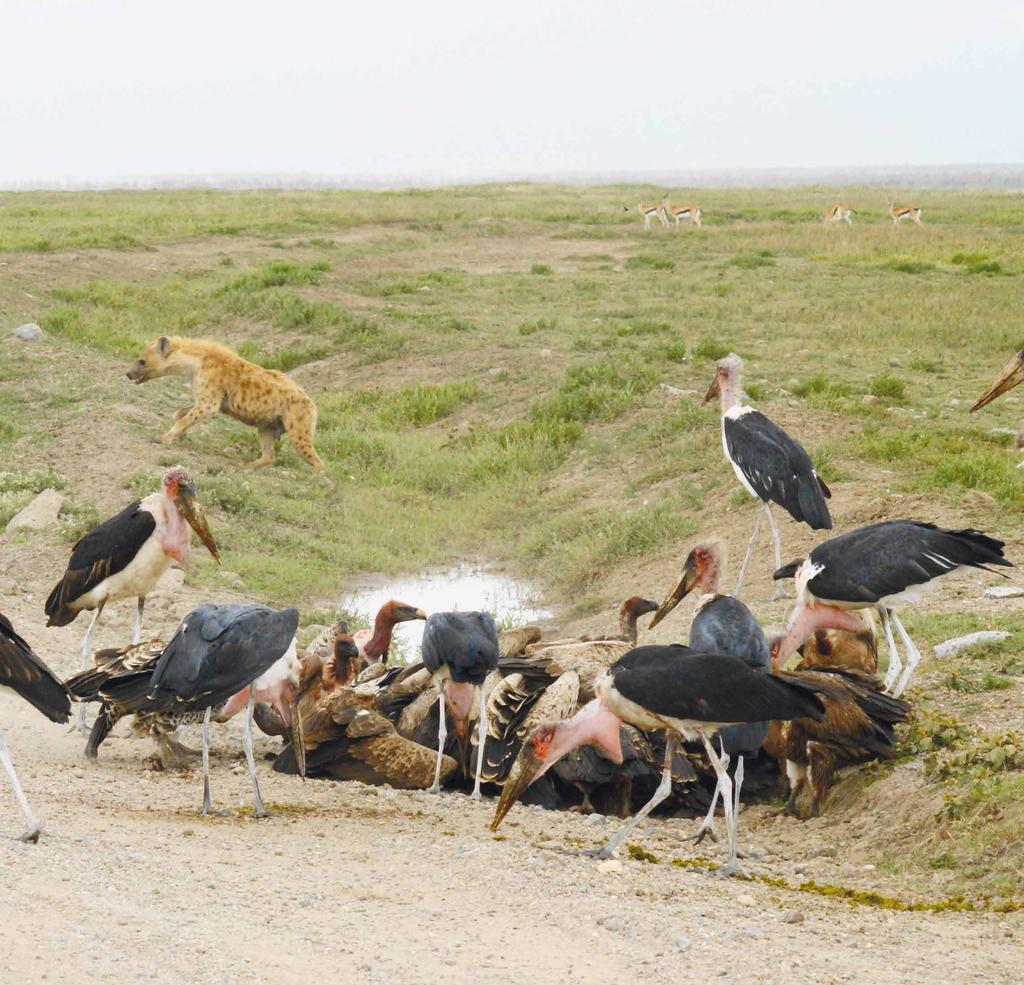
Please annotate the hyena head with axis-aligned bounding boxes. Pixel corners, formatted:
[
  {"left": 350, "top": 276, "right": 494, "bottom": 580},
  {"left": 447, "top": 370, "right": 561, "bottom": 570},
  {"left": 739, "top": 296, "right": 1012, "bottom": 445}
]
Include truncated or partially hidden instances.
[{"left": 127, "top": 336, "right": 176, "bottom": 383}]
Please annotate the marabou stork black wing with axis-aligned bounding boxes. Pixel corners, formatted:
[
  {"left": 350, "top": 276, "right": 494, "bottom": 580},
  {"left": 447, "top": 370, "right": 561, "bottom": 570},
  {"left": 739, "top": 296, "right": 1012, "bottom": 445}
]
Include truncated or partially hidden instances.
[
  {"left": 0, "top": 613, "right": 71, "bottom": 723},
  {"left": 45, "top": 501, "right": 156, "bottom": 626},
  {"left": 723, "top": 411, "right": 832, "bottom": 529},
  {"left": 611, "top": 647, "right": 826, "bottom": 724},
  {"left": 144, "top": 603, "right": 299, "bottom": 711},
  {"left": 805, "top": 520, "right": 1012, "bottom": 604},
  {"left": 421, "top": 611, "right": 499, "bottom": 685}
]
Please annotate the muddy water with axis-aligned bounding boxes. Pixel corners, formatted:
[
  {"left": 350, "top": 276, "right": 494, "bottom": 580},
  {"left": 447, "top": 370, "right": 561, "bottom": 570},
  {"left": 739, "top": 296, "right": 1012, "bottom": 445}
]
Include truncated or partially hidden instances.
[{"left": 340, "top": 564, "right": 554, "bottom": 656}]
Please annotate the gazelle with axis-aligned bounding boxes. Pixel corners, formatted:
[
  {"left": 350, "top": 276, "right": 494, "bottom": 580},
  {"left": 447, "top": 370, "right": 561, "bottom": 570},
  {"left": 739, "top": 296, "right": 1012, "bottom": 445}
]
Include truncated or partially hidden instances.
[
  {"left": 662, "top": 197, "right": 703, "bottom": 229},
  {"left": 624, "top": 200, "right": 669, "bottom": 231},
  {"left": 886, "top": 199, "right": 922, "bottom": 226},
  {"left": 824, "top": 203, "right": 854, "bottom": 226}
]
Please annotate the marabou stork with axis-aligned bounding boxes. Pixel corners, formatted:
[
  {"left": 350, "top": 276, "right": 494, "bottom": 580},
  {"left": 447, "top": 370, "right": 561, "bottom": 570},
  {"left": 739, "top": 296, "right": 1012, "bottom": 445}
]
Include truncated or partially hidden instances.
[
  {"left": 648, "top": 543, "right": 770, "bottom": 851},
  {"left": 82, "top": 604, "right": 301, "bottom": 815},
  {"left": 704, "top": 354, "right": 831, "bottom": 599},
  {"left": 773, "top": 520, "right": 1011, "bottom": 697},
  {"left": 352, "top": 600, "right": 427, "bottom": 668},
  {"left": 0, "top": 614, "right": 71, "bottom": 842},
  {"left": 492, "top": 646, "right": 826, "bottom": 875},
  {"left": 421, "top": 611, "right": 499, "bottom": 797},
  {"left": 971, "top": 347, "right": 1024, "bottom": 466},
  {"left": 47, "top": 466, "right": 220, "bottom": 733}
]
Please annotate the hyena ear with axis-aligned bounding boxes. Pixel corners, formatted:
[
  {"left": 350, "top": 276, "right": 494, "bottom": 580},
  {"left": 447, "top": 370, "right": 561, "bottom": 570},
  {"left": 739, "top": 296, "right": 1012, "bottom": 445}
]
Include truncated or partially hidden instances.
[{"left": 157, "top": 336, "right": 171, "bottom": 356}]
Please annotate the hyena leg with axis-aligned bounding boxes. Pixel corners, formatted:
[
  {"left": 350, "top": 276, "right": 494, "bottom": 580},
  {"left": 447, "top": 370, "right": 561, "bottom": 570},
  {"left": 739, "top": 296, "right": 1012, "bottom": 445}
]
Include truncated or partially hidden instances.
[
  {"left": 285, "top": 405, "right": 325, "bottom": 470},
  {"left": 246, "top": 427, "right": 279, "bottom": 469},
  {"left": 159, "top": 395, "right": 218, "bottom": 444}
]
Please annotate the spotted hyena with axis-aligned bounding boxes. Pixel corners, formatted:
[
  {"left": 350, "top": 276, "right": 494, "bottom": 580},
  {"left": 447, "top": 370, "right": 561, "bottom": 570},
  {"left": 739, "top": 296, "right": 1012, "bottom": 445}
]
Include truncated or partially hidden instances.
[{"left": 127, "top": 336, "right": 324, "bottom": 469}]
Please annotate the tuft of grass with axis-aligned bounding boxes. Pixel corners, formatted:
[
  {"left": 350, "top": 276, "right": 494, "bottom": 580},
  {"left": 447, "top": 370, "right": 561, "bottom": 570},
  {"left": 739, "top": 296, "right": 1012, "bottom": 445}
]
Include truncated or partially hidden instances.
[
  {"left": 883, "top": 257, "right": 935, "bottom": 274},
  {"left": 952, "top": 251, "right": 1005, "bottom": 275},
  {"left": 530, "top": 263, "right": 553, "bottom": 275},
  {"left": 869, "top": 374, "right": 907, "bottom": 401},
  {"left": 627, "top": 254, "right": 675, "bottom": 271},
  {"left": 728, "top": 252, "right": 775, "bottom": 269},
  {"left": 693, "top": 335, "right": 732, "bottom": 361}
]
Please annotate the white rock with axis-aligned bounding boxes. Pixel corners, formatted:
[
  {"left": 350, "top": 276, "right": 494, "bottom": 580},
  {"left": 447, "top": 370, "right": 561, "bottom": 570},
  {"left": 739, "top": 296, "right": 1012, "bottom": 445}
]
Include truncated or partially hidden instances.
[
  {"left": 782, "top": 910, "right": 805, "bottom": 924},
  {"left": 983, "top": 586, "right": 1024, "bottom": 600},
  {"left": 933, "top": 631, "right": 1011, "bottom": 658},
  {"left": 675, "top": 934, "right": 692, "bottom": 951},
  {"left": 584, "top": 813, "right": 605, "bottom": 826},
  {"left": 5, "top": 488, "right": 63, "bottom": 532},
  {"left": 659, "top": 383, "right": 686, "bottom": 397},
  {"left": 988, "top": 427, "right": 1018, "bottom": 437},
  {"left": 597, "top": 859, "right": 624, "bottom": 875},
  {"left": 14, "top": 323, "right": 43, "bottom": 342}
]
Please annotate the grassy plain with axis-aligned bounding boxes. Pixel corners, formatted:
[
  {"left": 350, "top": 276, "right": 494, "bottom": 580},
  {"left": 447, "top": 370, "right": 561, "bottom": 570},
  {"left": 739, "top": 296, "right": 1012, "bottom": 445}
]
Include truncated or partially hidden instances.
[{"left": 1, "top": 183, "right": 1023, "bottom": 899}]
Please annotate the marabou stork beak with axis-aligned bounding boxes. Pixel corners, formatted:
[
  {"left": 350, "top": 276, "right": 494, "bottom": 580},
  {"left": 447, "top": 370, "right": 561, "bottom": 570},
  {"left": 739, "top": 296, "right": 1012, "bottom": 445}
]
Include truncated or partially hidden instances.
[
  {"left": 491, "top": 746, "right": 544, "bottom": 831},
  {"left": 453, "top": 719, "right": 472, "bottom": 778},
  {"left": 649, "top": 555, "right": 700, "bottom": 629},
  {"left": 175, "top": 483, "right": 221, "bottom": 563},
  {"left": 971, "top": 350, "right": 1024, "bottom": 412},
  {"left": 703, "top": 373, "right": 721, "bottom": 405},
  {"left": 289, "top": 696, "right": 306, "bottom": 780}
]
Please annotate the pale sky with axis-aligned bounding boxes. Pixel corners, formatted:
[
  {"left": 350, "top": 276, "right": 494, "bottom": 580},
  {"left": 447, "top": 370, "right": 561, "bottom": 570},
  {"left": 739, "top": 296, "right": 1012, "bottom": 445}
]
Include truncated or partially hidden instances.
[{"left": 1, "top": 0, "right": 1022, "bottom": 185}]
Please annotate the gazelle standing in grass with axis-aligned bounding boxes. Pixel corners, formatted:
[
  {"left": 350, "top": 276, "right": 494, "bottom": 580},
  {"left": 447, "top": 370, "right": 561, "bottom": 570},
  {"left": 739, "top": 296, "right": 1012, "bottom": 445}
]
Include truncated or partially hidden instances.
[
  {"left": 662, "top": 197, "right": 703, "bottom": 229},
  {"left": 824, "top": 203, "right": 854, "bottom": 226},
  {"left": 624, "top": 199, "right": 669, "bottom": 231},
  {"left": 886, "top": 199, "right": 922, "bottom": 226}
]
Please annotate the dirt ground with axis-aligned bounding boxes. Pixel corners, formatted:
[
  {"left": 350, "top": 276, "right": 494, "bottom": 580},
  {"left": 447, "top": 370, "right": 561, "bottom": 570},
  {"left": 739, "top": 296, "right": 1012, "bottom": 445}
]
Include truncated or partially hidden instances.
[{"left": 1, "top": 538, "right": 1022, "bottom": 985}]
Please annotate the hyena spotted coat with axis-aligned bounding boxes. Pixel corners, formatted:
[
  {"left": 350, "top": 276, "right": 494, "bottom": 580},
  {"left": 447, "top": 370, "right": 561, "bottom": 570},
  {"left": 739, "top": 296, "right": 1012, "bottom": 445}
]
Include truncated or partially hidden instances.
[{"left": 127, "top": 336, "right": 324, "bottom": 469}]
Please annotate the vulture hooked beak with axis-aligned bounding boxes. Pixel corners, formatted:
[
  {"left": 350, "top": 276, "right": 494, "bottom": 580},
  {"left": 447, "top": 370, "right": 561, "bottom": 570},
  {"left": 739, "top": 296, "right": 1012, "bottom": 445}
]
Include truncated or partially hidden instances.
[
  {"left": 649, "top": 554, "right": 701, "bottom": 629},
  {"left": 971, "top": 350, "right": 1024, "bottom": 412},
  {"left": 174, "top": 482, "right": 221, "bottom": 563}
]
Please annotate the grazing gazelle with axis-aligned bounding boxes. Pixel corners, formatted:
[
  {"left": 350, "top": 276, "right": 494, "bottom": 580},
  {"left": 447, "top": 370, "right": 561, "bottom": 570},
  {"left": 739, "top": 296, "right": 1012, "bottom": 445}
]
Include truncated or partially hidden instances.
[
  {"left": 624, "top": 200, "right": 669, "bottom": 231},
  {"left": 824, "top": 203, "right": 854, "bottom": 226},
  {"left": 886, "top": 199, "right": 922, "bottom": 226},
  {"left": 662, "top": 197, "right": 703, "bottom": 229}
]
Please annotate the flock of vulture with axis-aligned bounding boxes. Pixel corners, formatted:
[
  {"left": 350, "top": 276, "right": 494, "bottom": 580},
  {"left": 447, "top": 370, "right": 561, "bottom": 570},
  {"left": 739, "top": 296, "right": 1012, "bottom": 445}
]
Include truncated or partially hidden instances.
[{"left": 2, "top": 345, "right": 1023, "bottom": 879}]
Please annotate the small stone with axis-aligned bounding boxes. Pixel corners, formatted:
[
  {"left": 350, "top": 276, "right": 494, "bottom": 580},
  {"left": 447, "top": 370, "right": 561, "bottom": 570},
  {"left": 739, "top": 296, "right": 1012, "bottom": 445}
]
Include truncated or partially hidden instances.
[
  {"left": 808, "top": 844, "right": 837, "bottom": 859},
  {"left": 597, "top": 859, "right": 624, "bottom": 875},
  {"left": 297, "top": 892, "right": 317, "bottom": 908},
  {"left": 537, "top": 840, "right": 560, "bottom": 851},
  {"left": 862, "top": 863, "right": 876, "bottom": 871},
  {"left": 539, "top": 349, "right": 554, "bottom": 359},
  {"left": 862, "top": 394, "right": 879, "bottom": 405},
  {"left": 934, "top": 630, "right": 1011, "bottom": 658},
  {"left": 659, "top": 383, "right": 686, "bottom": 397},
  {"left": 5, "top": 488, "right": 63, "bottom": 532},
  {"left": 988, "top": 427, "right": 1018, "bottom": 438},
  {"left": 612, "top": 265, "right": 625, "bottom": 273},
  {"left": 888, "top": 357, "right": 903, "bottom": 368},
  {"left": 984, "top": 585, "right": 1024, "bottom": 599},
  {"left": 675, "top": 934, "right": 691, "bottom": 951},
  {"left": 736, "top": 893, "right": 756, "bottom": 906},
  {"left": 782, "top": 910, "right": 804, "bottom": 924},
  {"left": 584, "top": 813, "right": 605, "bottom": 826},
  {"left": 596, "top": 914, "right": 624, "bottom": 931},
  {"left": 487, "top": 367, "right": 506, "bottom": 377},
  {"left": 14, "top": 323, "right": 43, "bottom": 342},
  {"left": 948, "top": 398, "right": 962, "bottom": 407},
  {"left": 743, "top": 925, "right": 764, "bottom": 939}
]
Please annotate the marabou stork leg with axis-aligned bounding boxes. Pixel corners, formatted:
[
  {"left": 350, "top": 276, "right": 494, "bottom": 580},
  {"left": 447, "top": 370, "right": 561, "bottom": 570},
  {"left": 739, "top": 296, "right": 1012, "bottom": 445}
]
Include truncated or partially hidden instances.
[
  {"left": 199, "top": 706, "right": 229, "bottom": 817},
  {"left": 427, "top": 683, "right": 447, "bottom": 795},
  {"left": 726, "top": 754, "right": 746, "bottom": 873},
  {"left": 0, "top": 733, "right": 41, "bottom": 843},
  {"left": 71, "top": 602, "right": 106, "bottom": 735},
  {"left": 242, "top": 685, "right": 269, "bottom": 818},
  {"left": 692, "top": 737, "right": 730, "bottom": 844},
  {"left": 878, "top": 606, "right": 903, "bottom": 693},
  {"left": 470, "top": 682, "right": 488, "bottom": 800},
  {"left": 584, "top": 735, "right": 676, "bottom": 860},
  {"left": 700, "top": 734, "right": 748, "bottom": 878},
  {"left": 733, "top": 507, "right": 763, "bottom": 599},
  {"left": 763, "top": 505, "right": 792, "bottom": 601},
  {"left": 889, "top": 612, "right": 923, "bottom": 698},
  {"left": 132, "top": 597, "right": 145, "bottom": 646}
]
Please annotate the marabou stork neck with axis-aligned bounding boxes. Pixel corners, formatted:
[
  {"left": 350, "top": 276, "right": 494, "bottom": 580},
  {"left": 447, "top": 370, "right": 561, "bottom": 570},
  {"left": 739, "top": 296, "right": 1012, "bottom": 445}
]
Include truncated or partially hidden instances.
[
  {"left": 421, "top": 611, "right": 499, "bottom": 798},
  {"left": 47, "top": 466, "right": 220, "bottom": 733},
  {"left": 648, "top": 542, "right": 771, "bottom": 867},
  {"left": 354, "top": 600, "right": 427, "bottom": 668},
  {"left": 0, "top": 613, "right": 71, "bottom": 841},
  {"left": 705, "top": 354, "right": 831, "bottom": 600},
  {"left": 773, "top": 520, "right": 1011, "bottom": 697},
  {"left": 130, "top": 604, "right": 300, "bottom": 816},
  {"left": 492, "top": 646, "right": 826, "bottom": 875}
]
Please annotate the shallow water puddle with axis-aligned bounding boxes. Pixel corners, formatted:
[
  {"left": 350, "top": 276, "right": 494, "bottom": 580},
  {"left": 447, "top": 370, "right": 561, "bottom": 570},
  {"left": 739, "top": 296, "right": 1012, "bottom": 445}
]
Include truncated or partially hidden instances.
[{"left": 340, "top": 564, "right": 554, "bottom": 655}]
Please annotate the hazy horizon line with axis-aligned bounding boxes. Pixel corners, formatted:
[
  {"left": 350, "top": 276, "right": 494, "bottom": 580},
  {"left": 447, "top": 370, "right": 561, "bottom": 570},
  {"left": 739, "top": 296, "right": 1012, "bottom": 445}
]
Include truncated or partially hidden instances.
[{"left": 2, "top": 162, "right": 1023, "bottom": 193}]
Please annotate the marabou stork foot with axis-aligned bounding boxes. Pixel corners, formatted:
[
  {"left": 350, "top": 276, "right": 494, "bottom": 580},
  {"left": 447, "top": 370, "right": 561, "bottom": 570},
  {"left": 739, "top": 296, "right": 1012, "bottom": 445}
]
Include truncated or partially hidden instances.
[
  {"left": 426, "top": 783, "right": 441, "bottom": 796},
  {"left": 716, "top": 858, "right": 751, "bottom": 880},
  {"left": 16, "top": 826, "right": 41, "bottom": 844},
  {"left": 198, "top": 806, "right": 232, "bottom": 818},
  {"left": 764, "top": 586, "right": 793, "bottom": 603},
  {"left": 691, "top": 822, "right": 719, "bottom": 845},
  {"left": 578, "top": 844, "right": 616, "bottom": 860}
]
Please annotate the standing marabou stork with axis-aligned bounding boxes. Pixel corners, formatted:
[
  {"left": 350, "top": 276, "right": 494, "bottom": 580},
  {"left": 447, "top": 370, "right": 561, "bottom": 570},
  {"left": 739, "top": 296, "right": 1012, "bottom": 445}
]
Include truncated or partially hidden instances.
[
  {"left": 492, "top": 646, "right": 826, "bottom": 875},
  {"left": 0, "top": 613, "right": 72, "bottom": 841},
  {"left": 773, "top": 520, "right": 1011, "bottom": 697},
  {"left": 88, "top": 603, "right": 301, "bottom": 815},
  {"left": 46, "top": 465, "right": 220, "bottom": 732},
  {"left": 704, "top": 354, "right": 832, "bottom": 599},
  {"left": 971, "top": 347, "right": 1024, "bottom": 458},
  {"left": 421, "top": 611, "right": 499, "bottom": 797},
  {"left": 353, "top": 600, "right": 427, "bottom": 669},
  {"left": 648, "top": 543, "right": 770, "bottom": 849}
]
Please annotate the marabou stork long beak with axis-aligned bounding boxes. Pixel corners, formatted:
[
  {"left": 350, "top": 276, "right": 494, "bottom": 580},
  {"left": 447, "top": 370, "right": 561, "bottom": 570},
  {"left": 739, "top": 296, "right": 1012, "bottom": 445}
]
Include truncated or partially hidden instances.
[
  {"left": 649, "top": 554, "right": 701, "bottom": 629},
  {"left": 174, "top": 481, "right": 221, "bottom": 563},
  {"left": 289, "top": 696, "right": 306, "bottom": 780},
  {"left": 703, "top": 372, "right": 721, "bottom": 405},
  {"left": 491, "top": 745, "right": 546, "bottom": 831},
  {"left": 971, "top": 350, "right": 1024, "bottom": 412}
]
